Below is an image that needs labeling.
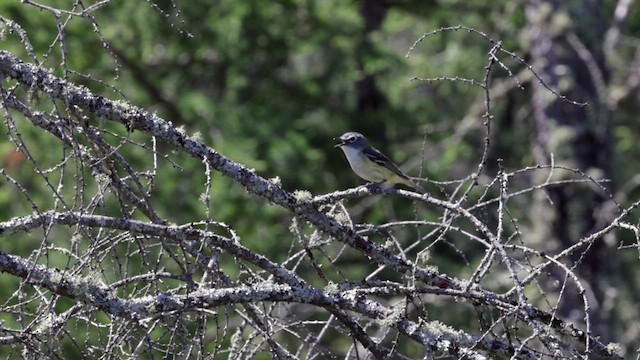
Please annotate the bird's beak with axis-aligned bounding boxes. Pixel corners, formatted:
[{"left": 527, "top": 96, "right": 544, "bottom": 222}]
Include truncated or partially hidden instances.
[{"left": 333, "top": 137, "right": 344, "bottom": 148}]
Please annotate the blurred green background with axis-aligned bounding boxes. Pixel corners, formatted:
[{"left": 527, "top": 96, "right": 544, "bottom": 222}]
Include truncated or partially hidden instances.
[
  {"left": 1, "top": 0, "right": 500, "bottom": 256},
  {"left": 1, "top": 0, "right": 640, "bottom": 357}
]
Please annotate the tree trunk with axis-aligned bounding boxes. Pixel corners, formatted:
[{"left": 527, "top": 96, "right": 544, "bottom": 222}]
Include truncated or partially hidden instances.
[{"left": 526, "top": 0, "right": 615, "bottom": 341}]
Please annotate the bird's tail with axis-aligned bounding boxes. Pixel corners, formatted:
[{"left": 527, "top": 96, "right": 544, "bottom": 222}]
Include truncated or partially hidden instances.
[{"left": 391, "top": 175, "right": 425, "bottom": 193}]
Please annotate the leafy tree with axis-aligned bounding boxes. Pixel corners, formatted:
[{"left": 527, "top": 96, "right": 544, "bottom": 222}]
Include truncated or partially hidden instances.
[{"left": 0, "top": 0, "right": 638, "bottom": 358}]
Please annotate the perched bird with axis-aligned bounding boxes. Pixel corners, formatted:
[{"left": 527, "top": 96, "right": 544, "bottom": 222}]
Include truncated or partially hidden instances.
[{"left": 334, "top": 132, "right": 424, "bottom": 192}]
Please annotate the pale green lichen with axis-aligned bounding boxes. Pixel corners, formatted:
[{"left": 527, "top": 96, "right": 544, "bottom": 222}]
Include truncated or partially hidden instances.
[
  {"left": 606, "top": 342, "right": 622, "bottom": 355},
  {"left": 426, "top": 320, "right": 460, "bottom": 337},
  {"left": 33, "top": 313, "right": 56, "bottom": 334},
  {"left": 422, "top": 264, "right": 439, "bottom": 274},
  {"left": 293, "top": 190, "right": 312, "bottom": 201},
  {"left": 333, "top": 211, "right": 350, "bottom": 224},
  {"left": 0, "top": 22, "right": 7, "bottom": 40},
  {"left": 378, "top": 302, "right": 405, "bottom": 327},
  {"left": 288, "top": 218, "right": 299, "bottom": 234},
  {"left": 48, "top": 271, "right": 64, "bottom": 286},
  {"left": 70, "top": 233, "right": 83, "bottom": 246},
  {"left": 95, "top": 173, "right": 110, "bottom": 186},
  {"left": 324, "top": 282, "right": 338, "bottom": 292}
]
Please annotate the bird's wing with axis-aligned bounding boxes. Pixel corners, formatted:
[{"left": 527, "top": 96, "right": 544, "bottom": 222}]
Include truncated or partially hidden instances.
[{"left": 362, "top": 146, "right": 410, "bottom": 180}]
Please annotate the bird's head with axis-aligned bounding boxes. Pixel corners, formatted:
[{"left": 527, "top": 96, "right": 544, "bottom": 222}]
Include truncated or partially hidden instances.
[{"left": 334, "top": 132, "right": 369, "bottom": 150}]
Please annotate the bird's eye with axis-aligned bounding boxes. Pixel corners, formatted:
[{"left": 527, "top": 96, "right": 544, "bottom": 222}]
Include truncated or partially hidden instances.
[{"left": 347, "top": 136, "right": 356, "bottom": 143}]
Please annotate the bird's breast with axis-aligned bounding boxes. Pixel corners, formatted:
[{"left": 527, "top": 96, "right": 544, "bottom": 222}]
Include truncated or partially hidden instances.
[{"left": 340, "top": 146, "right": 385, "bottom": 182}]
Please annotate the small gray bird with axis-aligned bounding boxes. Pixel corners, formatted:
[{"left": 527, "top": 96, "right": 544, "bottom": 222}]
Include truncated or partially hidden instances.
[{"left": 334, "top": 132, "right": 424, "bottom": 192}]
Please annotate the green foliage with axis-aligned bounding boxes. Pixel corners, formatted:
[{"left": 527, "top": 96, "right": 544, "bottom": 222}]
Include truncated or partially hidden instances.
[{"left": 1, "top": 0, "right": 640, "bottom": 357}]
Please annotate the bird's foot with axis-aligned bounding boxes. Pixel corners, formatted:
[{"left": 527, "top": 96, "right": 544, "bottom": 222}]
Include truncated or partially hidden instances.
[{"left": 366, "top": 181, "right": 387, "bottom": 192}]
